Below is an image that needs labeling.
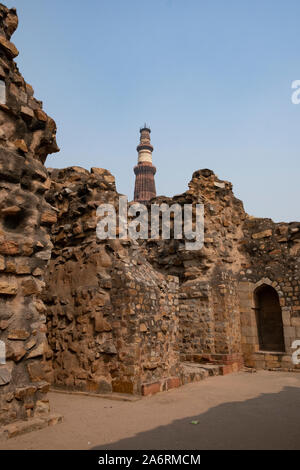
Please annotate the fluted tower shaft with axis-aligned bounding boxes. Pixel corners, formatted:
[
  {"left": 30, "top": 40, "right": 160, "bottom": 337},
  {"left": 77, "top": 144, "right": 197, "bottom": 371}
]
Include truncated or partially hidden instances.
[{"left": 134, "top": 126, "right": 157, "bottom": 204}]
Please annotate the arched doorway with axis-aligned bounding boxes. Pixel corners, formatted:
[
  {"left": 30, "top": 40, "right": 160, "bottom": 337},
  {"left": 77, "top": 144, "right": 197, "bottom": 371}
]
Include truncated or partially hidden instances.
[{"left": 254, "top": 284, "right": 285, "bottom": 352}]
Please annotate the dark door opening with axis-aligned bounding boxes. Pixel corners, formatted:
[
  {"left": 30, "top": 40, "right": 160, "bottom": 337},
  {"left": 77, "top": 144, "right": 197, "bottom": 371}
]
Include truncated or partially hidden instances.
[{"left": 254, "top": 284, "right": 285, "bottom": 352}]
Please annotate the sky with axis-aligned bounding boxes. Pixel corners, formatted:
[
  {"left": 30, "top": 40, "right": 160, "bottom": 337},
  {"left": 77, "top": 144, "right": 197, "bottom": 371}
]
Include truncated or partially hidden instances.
[{"left": 5, "top": 0, "right": 300, "bottom": 222}]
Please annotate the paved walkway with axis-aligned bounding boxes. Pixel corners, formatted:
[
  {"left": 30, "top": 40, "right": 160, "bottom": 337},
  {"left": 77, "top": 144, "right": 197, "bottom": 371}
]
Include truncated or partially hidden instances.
[{"left": 1, "top": 371, "right": 300, "bottom": 450}]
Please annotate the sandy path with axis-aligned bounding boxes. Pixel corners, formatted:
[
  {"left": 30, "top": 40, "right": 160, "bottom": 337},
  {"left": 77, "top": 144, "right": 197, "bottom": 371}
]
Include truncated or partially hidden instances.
[{"left": 1, "top": 370, "right": 300, "bottom": 450}]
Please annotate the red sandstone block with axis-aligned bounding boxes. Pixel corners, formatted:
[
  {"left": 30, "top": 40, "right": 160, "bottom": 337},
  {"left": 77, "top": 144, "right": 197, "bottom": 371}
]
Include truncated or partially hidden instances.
[
  {"left": 219, "top": 361, "right": 243, "bottom": 375},
  {"left": 166, "top": 377, "right": 181, "bottom": 390},
  {"left": 220, "top": 365, "right": 233, "bottom": 375},
  {"left": 141, "top": 381, "right": 162, "bottom": 396},
  {"left": 231, "top": 362, "right": 240, "bottom": 373}
]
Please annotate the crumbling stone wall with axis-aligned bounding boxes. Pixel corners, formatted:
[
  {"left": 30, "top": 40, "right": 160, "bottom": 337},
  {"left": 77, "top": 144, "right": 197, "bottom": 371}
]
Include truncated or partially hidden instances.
[
  {"left": 0, "top": 0, "right": 298, "bottom": 433},
  {"left": 237, "top": 218, "right": 300, "bottom": 370},
  {"left": 44, "top": 167, "right": 180, "bottom": 395},
  {"left": 143, "top": 169, "right": 300, "bottom": 371},
  {"left": 143, "top": 169, "right": 246, "bottom": 369},
  {"left": 0, "top": 4, "right": 59, "bottom": 428}
]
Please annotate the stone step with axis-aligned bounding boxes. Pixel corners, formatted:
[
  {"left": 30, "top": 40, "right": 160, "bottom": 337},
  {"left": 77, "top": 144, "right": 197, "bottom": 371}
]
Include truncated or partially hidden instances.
[
  {"left": 0, "top": 413, "right": 63, "bottom": 441},
  {"left": 50, "top": 388, "right": 141, "bottom": 402},
  {"left": 180, "top": 361, "right": 221, "bottom": 385},
  {"left": 180, "top": 360, "right": 242, "bottom": 384}
]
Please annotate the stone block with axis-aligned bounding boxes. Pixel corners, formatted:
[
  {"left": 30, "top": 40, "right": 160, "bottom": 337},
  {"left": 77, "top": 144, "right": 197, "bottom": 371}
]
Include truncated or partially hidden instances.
[
  {"left": 20, "top": 106, "right": 34, "bottom": 119},
  {"left": 0, "top": 363, "right": 13, "bottom": 385},
  {"left": 35, "top": 109, "right": 47, "bottom": 122},
  {"left": 27, "top": 342, "right": 45, "bottom": 359},
  {"left": 166, "top": 377, "right": 181, "bottom": 390},
  {"left": 94, "top": 313, "right": 112, "bottom": 333},
  {"left": 14, "top": 385, "right": 37, "bottom": 400},
  {"left": 219, "top": 365, "right": 233, "bottom": 375},
  {"left": 0, "top": 36, "right": 18, "bottom": 58},
  {"left": 6, "top": 342, "right": 26, "bottom": 362},
  {"left": 27, "top": 362, "right": 46, "bottom": 382},
  {"left": 8, "top": 329, "right": 30, "bottom": 340},
  {"left": 141, "top": 381, "right": 162, "bottom": 396},
  {"left": 0, "top": 277, "right": 17, "bottom": 295},
  {"left": 252, "top": 230, "right": 272, "bottom": 239},
  {"left": 112, "top": 380, "right": 134, "bottom": 394}
]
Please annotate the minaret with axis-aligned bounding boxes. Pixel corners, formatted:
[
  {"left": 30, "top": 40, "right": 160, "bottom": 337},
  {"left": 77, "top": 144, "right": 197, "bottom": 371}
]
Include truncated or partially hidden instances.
[{"left": 134, "top": 125, "right": 157, "bottom": 204}]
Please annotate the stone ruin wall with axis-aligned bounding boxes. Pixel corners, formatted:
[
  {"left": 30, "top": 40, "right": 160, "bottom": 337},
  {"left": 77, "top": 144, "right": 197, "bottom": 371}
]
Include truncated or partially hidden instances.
[
  {"left": 43, "top": 164, "right": 300, "bottom": 396},
  {"left": 237, "top": 217, "right": 300, "bottom": 370},
  {"left": 43, "top": 167, "right": 181, "bottom": 396},
  {"left": 142, "top": 169, "right": 300, "bottom": 371},
  {"left": 143, "top": 169, "right": 247, "bottom": 369},
  {"left": 0, "top": 0, "right": 299, "bottom": 436},
  {"left": 0, "top": 4, "right": 59, "bottom": 429}
]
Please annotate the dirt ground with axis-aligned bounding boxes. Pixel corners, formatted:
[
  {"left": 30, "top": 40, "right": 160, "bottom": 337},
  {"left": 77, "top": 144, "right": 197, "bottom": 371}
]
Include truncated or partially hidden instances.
[{"left": 0, "top": 370, "right": 300, "bottom": 450}]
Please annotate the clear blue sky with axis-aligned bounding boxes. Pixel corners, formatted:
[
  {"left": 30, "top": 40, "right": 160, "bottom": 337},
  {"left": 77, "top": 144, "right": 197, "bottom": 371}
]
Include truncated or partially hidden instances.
[{"left": 6, "top": 0, "right": 300, "bottom": 222}]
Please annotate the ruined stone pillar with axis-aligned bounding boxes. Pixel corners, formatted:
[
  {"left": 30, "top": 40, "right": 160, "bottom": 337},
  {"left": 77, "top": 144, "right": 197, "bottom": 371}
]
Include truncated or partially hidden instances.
[{"left": 0, "top": 4, "right": 60, "bottom": 436}]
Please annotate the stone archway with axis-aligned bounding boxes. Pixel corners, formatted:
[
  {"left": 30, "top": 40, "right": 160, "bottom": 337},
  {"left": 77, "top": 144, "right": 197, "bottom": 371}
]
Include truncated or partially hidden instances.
[{"left": 254, "top": 284, "right": 285, "bottom": 352}]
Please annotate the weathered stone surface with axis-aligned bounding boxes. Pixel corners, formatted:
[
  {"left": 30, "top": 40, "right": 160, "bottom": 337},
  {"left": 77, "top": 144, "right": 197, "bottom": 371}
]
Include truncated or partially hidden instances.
[
  {"left": 40, "top": 210, "right": 57, "bottom": 225},
  {"left": 8, "top": 329, "right": 30, "bottom": 340},
  {"left": 14, "top": 386, "right": 36, "bottom": 400},
  {"left": 41, "top": 159, "right": 300, "bottom": 401},
  {"left": 20, "top": 105, "right": 34, "bottom": 119},
  {"left": 0, "top": 277, "right": 17, "bottom": 295},
  {"left": 0, "top": 363, "right": 12, "bottom": 385},
  {"left": 0, "top": 414, "right": 63, "bottom": 440},
  {"left": 0, "top": 35, "right": 18, "bottom": 58},
  {"left": 21, "top": 279, "right": 39, "bottom": 296},
  {"left": 0, "top": 3, "right": 59, "bottom": 428},
  {"left": 0, "top": 241, "right": 19, "bottom": 256},
  {"left": 252, "top": 229, "right": 273, "bottom": 239},
  {"left": 34, "top": 399, "right": 50, "bottom": 416},
  {"left": 42, "top": 166, "right": 180, "bottom": 394},
  {"left": 141, "top": 381, "right": 162, "bottom": 396},
  {"left": 0, "top": 320, "right": 8, "bottom": 330},
  {"left": 94, "top": 313, "right": 112, "bottom": 333},
  {"left": 27, "top": 362, "right": 46, "bottom": 382},
  {"left": 167, "top": 377, "right": 181, "bottom": 390},
  {"left": 1, "top": 205, "right": 21, "bottom": 215},
  {"left": 6, "top": 342, "right": 26, "bottom": 362},
  {"left": 4, "top": 10, "right": 18, "bottom": 38},
  {"left": 35, "top": 109, "right": 47, "bottom": 122},
  {"left": 14, "top": 139, "right": 28, "bottom": 153},
  {"left": 27, "top": 342, "right": 45, "bottom": 359},
  {"left": 91, "top": 167, "right": 116, "bottom": 185}
]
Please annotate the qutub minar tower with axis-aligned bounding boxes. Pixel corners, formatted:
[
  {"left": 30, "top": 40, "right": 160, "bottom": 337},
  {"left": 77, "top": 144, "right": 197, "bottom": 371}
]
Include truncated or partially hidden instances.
[{"left": 134, "top": 125, "right": 157, "bottom": 203}]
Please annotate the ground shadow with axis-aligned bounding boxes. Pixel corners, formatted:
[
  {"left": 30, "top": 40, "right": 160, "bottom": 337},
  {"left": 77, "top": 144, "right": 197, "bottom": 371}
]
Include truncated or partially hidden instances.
[{"left": 92, "top": 386, "right": 300, "bottom": 450}]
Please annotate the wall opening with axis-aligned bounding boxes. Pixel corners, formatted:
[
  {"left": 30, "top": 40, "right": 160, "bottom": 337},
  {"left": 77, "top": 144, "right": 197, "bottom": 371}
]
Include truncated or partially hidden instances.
[
  {"left": 254, "top": 284, "right": 285, "bottom": 352},
  {"left": 3, "top": 208, "right": 26, "bottom": 231}
]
